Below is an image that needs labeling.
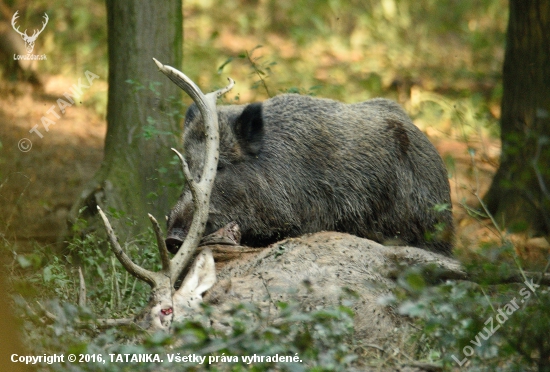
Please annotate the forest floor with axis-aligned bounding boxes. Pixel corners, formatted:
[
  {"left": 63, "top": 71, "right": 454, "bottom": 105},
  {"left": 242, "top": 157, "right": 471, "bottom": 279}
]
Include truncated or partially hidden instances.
[
  {"left": 1, "top": 76, "right": 548, "bottom": 266},
  {"left": 0, "top": 77, "right": 105, "bottom": 245}
]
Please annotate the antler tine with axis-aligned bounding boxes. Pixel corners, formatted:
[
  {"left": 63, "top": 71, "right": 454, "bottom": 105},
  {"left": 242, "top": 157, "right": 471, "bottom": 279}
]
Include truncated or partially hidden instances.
[
  {"left": 11, "top": 10, "right": 19, "bottom": 25},
  {"left": 147, "top": 213, "right": 171, "bottom": 272},
  {"left": 154, "top": 58, "right": 234, "bottom": 283},
  {"left": 153, "top": 58, "right": 211, "bottom": 109},
  {"left": 97, "top": 206, "right": 163, "bottom": 287},
  {"left": 210, "top": 78, "right": 235, "bottom": 99},
  {"left": 171, "top": 147, "right": 194, "bottom": 191}
]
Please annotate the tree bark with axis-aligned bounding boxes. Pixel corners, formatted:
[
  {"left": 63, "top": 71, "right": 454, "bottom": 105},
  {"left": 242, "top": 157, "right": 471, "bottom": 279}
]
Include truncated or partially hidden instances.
[
  {"left": 484, "top": 0, "right": 550, "bottom": 236},
  {"left": 66, "top": 0, "right": 183, "bottom": 241}
]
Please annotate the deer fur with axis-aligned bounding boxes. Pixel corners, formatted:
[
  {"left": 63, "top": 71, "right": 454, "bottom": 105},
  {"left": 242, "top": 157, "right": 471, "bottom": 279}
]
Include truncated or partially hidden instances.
[{"left": 164, "top": 231, "right": 464, "bottom": 344}]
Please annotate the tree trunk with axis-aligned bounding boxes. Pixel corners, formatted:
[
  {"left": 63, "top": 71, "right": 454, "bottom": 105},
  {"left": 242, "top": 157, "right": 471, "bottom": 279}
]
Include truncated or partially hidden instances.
[
  {"left": 66, "top": 0, "right": 183, "bottom": 241},
  {"left": 484, "top": 0, "right": 550, "bottom": 236}
]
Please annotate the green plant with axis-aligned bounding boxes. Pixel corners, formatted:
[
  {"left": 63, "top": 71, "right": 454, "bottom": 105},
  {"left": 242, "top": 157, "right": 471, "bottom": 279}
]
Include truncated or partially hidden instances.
[{"left": 396, "top": 252, "right": 550, "bottom": 371}]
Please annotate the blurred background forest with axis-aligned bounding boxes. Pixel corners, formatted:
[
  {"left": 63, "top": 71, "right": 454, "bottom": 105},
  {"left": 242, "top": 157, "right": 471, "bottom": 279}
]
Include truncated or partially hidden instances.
[
  {"left": 1, "top": 0, "right": 510, "bottom": 252},
  {"left": 2, "top": 0, "right": 550, "bottom": 370}
]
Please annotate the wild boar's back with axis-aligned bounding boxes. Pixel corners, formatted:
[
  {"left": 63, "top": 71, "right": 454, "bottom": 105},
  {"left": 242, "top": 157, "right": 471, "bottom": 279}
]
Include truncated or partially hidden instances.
[{"left": 166, "top": 93, "right": 453, "bottom": 255}]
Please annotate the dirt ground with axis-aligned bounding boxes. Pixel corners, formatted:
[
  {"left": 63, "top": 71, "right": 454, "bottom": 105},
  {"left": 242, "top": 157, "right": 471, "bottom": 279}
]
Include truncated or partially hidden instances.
[
  {"left": 0, "top": 76, "right": 105, "bottom": 246},
  {"left": 1, "top": 76, "right": 548, "bottom": 264}
]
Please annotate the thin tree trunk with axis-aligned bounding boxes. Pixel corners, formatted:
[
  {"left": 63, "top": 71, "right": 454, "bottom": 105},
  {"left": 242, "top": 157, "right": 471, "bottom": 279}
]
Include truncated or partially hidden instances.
[
  {"left": 66, "top": 0, "right": 183, "bottom": 241},
  {"left": 484, "top": 0, "right": 550, "bottom": 236}
]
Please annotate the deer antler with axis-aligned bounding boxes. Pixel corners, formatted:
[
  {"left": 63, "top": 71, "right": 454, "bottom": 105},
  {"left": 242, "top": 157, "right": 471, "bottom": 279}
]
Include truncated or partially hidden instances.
[
  {"left": 96, "top": 61, "right": 234, "bottom": 331},
  {"left": 153, "top": 58, "right": 234, "bottom": 284},
  {"left": 97, "top": 207, "right": 171, "bottom": 288},
  {"left": 11, "top": 11, "right": 26, "bottom": 38},
  {"left": 30, "top": 13, "right": 49, "bottom": 40}
]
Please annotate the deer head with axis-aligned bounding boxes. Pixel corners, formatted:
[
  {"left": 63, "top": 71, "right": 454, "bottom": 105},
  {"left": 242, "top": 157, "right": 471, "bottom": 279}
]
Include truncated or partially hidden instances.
[
  {"left": 97, "top": 208, "right": 220, "bottom": 331},
  {"left": 96, "top": 60, "right": 234, "bottom": 332},
  {"left": 11, "top": 11, "right": 49, "bottom": 54}
]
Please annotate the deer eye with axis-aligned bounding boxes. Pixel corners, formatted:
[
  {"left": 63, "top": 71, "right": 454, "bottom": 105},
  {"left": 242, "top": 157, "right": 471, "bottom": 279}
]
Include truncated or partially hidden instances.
[{"left": 161, "top": 308, "right": 173, "bottom": 315}]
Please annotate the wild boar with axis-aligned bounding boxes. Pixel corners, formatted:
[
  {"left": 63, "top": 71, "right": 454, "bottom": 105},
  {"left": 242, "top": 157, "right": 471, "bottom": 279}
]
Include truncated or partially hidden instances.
[{"left": 165, "top": 94, "right": 453, "bottom": 255}]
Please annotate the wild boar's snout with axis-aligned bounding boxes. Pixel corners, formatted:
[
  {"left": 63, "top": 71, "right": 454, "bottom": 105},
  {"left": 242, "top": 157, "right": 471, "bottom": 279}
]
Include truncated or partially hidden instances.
[
  {"left": 165, "top": 192, "right": 195, "bottom": 253},
  {"left": 165, "top": 228, "right": 186, "bottom": 254}
]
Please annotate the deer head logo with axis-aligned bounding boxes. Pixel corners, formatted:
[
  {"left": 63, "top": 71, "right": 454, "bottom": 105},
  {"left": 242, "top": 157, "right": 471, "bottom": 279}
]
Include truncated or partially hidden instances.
[{"left": 11, "top": 11, "right": 49, "bottom": 54}]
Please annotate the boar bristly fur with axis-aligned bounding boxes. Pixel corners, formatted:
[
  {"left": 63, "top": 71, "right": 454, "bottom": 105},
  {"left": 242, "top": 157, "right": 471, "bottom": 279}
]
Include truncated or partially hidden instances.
[{"left": 166, "top": 94, "right": 453, "bottom": 255}]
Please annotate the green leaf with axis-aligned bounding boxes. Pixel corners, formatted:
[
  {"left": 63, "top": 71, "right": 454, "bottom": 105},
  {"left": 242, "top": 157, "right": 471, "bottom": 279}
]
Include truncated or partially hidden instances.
[
  {"left": 217, "top": 57, "right": 234, "bottom": 73},
  {"left": 17, "top": 255, "right": 32, "bottom": 269},
  {"left": 43, "top": 265, "right": 53, "bottom": 283}
]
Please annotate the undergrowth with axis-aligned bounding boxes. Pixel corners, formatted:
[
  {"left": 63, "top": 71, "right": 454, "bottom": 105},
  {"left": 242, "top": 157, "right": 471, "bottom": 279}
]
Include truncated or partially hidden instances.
[
  {"left": 396, "top": 256, "right": 550, "bottom": 371},
  {"left": 6, "top": 201, "right": 550, "bottom": 371},
  {"left": 6, "top": 223, "right": 369, "bottom": 371}
]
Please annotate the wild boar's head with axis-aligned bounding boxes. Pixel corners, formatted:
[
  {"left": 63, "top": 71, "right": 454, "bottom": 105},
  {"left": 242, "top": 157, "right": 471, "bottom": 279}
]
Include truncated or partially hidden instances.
[{"left": 165, "top": 102, "right": 264, "bottom": 253}]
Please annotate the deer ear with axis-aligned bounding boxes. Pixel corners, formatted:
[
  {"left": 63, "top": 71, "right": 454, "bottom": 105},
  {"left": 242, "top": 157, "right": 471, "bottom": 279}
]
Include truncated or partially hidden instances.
[
  {"left": 234, "top": 103, "right": 264, "bottom": 155},
  {"left": 178, "top": 248, "right": 216, "bottom": 295}
]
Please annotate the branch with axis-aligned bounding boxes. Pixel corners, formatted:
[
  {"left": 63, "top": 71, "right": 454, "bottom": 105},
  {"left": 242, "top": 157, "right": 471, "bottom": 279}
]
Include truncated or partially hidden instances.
[
  {"left": 78, "top": 267, "right": 86, "bottom": 307},
  {"left": 35, "top": 300, "right": 134, "bottom": 329},
  {"left": 94, "top": 318, "right": 134, "bottom": 328}
]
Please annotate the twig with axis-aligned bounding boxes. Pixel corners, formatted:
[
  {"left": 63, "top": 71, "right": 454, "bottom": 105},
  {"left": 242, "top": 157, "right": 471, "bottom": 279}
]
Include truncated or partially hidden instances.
[
  {"left": 363, "top": 343, "right": 385, "bottom": 352},
  {"left": 34, "top": 300, "right": 134, "bottom": 329},
  {"left": 36, "top": 301, "right": 57, "bottom": 321},
  {"left": 78, "top": 267, "right": 86, "bottom": 307},
  {"left": 246, "top": 48, "right": 272, "bottom": 97},
  {"left": 480, "top": 286, "right": 495, "bottom": 313},
  {"left": 112, "top": 256, "right": 121, "bottom": 309}
]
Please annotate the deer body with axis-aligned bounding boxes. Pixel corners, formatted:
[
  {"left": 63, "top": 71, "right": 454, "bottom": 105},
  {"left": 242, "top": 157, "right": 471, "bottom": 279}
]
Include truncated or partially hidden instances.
[
  {"left": 163, "top": 231, "right": 462, "bottom": 344},
  {"left": 203, "top": 232, "right": 403, "bottom": 342}
]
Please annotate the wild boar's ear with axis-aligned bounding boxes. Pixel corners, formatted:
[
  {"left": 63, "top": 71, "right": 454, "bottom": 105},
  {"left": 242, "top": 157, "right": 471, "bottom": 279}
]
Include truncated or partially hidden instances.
[{"left": 234, "top": 102, "right": 264, "bottom": 155}]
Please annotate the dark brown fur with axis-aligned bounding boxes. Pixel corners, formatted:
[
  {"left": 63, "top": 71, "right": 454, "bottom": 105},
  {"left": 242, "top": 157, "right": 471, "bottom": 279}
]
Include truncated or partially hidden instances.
[{"left": 166, "top": 94, "right": 454, "bottom": 255}]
